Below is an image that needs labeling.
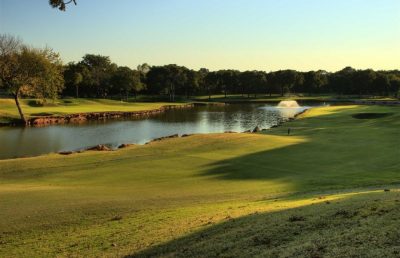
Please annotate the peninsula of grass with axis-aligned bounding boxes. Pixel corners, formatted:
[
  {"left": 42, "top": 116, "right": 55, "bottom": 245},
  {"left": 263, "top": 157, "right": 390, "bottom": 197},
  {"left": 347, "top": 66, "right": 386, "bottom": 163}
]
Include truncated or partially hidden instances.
[
  {"left": 0, "top": 105, "right": 399, "bottom": 257},
  {"left": 0, "top": 98, "right": 188, "bottom": 125}
]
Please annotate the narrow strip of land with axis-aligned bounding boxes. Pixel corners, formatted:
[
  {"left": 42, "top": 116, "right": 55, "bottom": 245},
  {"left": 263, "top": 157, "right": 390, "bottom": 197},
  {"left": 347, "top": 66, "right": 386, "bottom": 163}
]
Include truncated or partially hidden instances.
[{"left": 0, "top": 98, "right": 188, "bottom": 125}]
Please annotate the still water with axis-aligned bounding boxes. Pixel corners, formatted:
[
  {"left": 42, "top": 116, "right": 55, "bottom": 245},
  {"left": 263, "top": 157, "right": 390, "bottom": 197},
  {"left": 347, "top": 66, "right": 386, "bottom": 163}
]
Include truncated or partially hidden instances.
[{"left": 0, "top": 103, "right": 317, "bottom": 159}]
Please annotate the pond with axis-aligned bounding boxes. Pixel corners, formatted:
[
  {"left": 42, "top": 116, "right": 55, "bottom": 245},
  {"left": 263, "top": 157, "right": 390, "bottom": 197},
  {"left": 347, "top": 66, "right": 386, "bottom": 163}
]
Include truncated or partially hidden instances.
[{"left": 0, "top": 102, "right": 325, "bottom": 159}]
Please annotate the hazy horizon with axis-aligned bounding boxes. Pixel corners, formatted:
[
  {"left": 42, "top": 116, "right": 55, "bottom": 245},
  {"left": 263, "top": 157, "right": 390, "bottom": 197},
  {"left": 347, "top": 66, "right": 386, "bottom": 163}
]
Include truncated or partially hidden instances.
[{"left": 1, "top": 0, "right": 399, "bottom": 72}]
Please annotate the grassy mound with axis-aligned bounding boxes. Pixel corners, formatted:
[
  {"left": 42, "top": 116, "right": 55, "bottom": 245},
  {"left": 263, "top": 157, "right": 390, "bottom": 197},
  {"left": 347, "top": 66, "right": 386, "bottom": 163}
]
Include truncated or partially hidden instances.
[{"left": 0, "top": 105, "right": 399, "bottom": 257}]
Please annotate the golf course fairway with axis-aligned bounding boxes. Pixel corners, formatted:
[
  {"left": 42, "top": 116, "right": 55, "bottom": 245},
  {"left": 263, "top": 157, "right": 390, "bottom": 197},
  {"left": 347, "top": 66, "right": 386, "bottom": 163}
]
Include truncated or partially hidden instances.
[{"left": 0, "top": 105, "right": 399, "bottom": 257}]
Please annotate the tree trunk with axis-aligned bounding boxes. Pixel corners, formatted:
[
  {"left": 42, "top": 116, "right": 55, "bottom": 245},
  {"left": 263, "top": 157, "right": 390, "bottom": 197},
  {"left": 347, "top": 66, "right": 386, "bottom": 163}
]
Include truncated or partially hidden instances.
[
  {"left": 171, "top": 86, "right": 175, "bottom": 102},
  {"left": 13, "top": 92, "right": 27, "bottom": 125},
  {"left": 75, "top": 85, "right": 79, "bottom": 98},
  {"left": 169, "top": 84, "right": 174, "bottom": 102}
]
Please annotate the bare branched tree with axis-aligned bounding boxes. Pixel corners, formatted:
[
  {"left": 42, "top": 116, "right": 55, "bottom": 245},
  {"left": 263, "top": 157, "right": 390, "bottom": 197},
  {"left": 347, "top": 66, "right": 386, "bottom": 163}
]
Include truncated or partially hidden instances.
[
  {"left": 0, "top": 34, "right": 64, "bottom": 124},
  {"left": 49, "top": 0, "right": 77, "bottom": 11}
]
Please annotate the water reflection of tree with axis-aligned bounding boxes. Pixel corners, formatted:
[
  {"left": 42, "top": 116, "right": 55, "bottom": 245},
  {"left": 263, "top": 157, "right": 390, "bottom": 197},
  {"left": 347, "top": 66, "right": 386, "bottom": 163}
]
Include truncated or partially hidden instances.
[{"left": 153, "top": 107, "right": 203, "bottom": 123}]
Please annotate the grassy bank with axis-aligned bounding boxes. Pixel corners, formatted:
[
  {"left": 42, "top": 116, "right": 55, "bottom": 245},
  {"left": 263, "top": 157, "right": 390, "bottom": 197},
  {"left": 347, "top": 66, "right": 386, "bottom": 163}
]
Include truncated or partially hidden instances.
[
  {"left": 0, "top": 98, "right": 186, "bottom": 124},
  {"left": 0, "top": 105, "right": 399, "bottom": 257}
]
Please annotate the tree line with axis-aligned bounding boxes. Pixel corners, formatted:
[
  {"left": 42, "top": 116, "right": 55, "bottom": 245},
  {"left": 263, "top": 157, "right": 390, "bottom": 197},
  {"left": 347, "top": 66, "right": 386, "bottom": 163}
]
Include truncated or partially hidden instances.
[
  {"left": 64, "top": 56, "right": 400, "bottom": 101},
  {"left": 1, "top": 33, "right": 400, "bottom": 124}
]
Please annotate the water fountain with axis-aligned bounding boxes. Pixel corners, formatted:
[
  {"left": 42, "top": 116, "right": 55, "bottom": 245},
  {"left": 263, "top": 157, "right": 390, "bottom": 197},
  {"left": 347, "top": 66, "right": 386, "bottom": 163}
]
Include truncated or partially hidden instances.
[
  {"left": 277, "top": 100, "right": 300, "bottom": 108},
  {"left": 273, "top": 100, "right": 304, "bottom": 119}
]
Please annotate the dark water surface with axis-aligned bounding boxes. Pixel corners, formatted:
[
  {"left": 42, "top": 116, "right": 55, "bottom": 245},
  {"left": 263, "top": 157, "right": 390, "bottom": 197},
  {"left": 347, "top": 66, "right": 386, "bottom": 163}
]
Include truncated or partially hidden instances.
[{"left": 0, "top": 103, "right": 323, "bottom": 159}]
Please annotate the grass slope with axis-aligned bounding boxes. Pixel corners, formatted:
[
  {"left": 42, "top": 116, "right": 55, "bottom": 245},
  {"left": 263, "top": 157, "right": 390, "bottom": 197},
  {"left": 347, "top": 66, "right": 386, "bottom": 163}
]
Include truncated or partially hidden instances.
[
  {"left": 136, "top": 190, "right": 400, "bottom": 258},
  {"left": 0, "top": 98, "right": 185, "bottom": 123},
  {"left": 0, "top": 105, "right": 399, "bottom": 257}
]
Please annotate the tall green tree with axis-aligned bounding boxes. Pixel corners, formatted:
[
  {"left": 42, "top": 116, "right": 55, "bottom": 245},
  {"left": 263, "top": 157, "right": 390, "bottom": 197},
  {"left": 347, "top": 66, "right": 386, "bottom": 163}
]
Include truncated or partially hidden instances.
[
  {"left": 78, "top": 54, "right": 116, "bottom": 98},
  {"left": 183, "top": 69, "right": 200, "bottom": 98},
  {"left": 146, "top": 64, "right": 186, "bottom": 102},
  {"left": 197, "top": 68, "right": 209, "bottom": 97},
  {"left": 137, "top": 63, "right": 151, "bottom": 75},
  {"left": 64, "top": 62, "right": 84, "bottom": 98},
  {"left": 353, "top": 69, "right": 376, "bottom": 95},
  {"left": 238, "top": 71, "right": 268, "bottom": 97},
  {"left": 217, "top": 70, "right": 240, "bottom": 98},
  {"left": 204, "top": 71, "right": 219, "bottom": 100},
  {"left": 372, "top": 72, "right": 391, "bottom": 96},
  {"left": 275, "top": 70, "right": 302, "bottom": 96},
  {"left": 330, "top": 67, "right": 356, "bottom": 95},
  {"left": 388, "top": 73, "right": 400, "bottom": 98},
  {"left": 302, "top": 70, "right": 328, "bottom": 94},
  {"left": 111, "top": 66, "right": 143, "bottom": 100}
]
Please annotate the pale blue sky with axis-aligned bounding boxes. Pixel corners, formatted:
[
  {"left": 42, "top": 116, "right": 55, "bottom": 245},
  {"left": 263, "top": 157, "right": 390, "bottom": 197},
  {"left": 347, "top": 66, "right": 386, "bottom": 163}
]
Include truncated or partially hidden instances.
[{"left": 0, "top": 0, "right": 399, "bottom": 71}]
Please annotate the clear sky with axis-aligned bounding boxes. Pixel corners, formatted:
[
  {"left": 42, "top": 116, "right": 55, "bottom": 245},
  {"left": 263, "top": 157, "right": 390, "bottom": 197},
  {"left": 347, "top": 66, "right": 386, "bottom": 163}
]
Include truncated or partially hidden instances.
[{"left": 0, "top": 0, "right": 399, "bottom": 71}]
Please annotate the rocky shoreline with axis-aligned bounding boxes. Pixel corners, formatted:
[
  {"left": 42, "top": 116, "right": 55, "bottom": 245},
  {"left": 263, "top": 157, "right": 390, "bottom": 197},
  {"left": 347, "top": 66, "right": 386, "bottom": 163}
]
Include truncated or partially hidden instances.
[
  {"left": 26, "top": 103, "right": 195, "bottom": 126},
  {"left": 58, "top": 108, "right": 311, "bottom": 157}
]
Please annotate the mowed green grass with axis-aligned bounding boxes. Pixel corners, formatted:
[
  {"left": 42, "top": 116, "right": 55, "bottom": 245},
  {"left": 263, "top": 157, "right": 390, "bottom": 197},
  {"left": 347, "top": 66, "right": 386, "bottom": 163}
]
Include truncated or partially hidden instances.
[
  {"left": 0, "top": 105, "right": 399, "bottom": 257},
  {"left": 0, "top": 98, "right": 185, "bottom": 123}
]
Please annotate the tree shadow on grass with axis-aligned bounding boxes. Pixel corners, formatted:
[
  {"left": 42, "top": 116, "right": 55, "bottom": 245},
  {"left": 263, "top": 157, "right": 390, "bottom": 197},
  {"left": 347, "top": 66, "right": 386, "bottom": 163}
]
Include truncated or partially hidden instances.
[
  {"left": 197, "top": 105, "right": 400, "bottom": 193},
  {"left": 127, "top": 191, "right": 400, "bottom": 258}
]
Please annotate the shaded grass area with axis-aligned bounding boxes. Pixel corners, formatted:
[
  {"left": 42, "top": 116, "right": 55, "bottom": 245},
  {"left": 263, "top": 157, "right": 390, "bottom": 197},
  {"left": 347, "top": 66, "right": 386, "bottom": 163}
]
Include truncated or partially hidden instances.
[
  {"left": 134, "top": 190, "right": 400, "bottom": 258},
  {"left": 0, "top": 105, "right": 399, "bottom": 256},
  {"left": 352, "top": 112, "right": 394, "bottom": 119},
  {"left": 0, "top": 98, "right": 186, "bottom": 122}
]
